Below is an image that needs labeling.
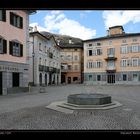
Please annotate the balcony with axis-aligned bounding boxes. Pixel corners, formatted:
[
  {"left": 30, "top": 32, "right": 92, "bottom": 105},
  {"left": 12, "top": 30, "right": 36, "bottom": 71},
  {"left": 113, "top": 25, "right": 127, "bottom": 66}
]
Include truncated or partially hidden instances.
[
  {"left": 105, "top": 54, "right": 117, "bottom": 61},
  {"left": 61, "top": 68, "right": 68, "bottom": 72},
  {"left": 106, "top": 66, "right": 116, "bottom": 73},
  {"left": 39, "top": 65, "right": 44, "bottom": 71}
]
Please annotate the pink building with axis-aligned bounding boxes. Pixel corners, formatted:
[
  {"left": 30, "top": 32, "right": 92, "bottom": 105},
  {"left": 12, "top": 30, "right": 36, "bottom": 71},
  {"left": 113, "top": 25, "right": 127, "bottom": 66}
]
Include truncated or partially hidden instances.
[{"left": 0, "top": 10, "right": 35, "bottom": 95}]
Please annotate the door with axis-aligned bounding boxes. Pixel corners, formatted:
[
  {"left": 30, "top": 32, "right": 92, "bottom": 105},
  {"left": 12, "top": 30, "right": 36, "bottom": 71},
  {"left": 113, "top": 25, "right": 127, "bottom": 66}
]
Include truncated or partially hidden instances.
[
  {"left": 45, "top": 74, "right": 47, "bottom": 85},
  {"left": 68, "top": 77, "right": 71, "bottom": 84},
  {"left": 0, "top": 72, "right": 2, "bottom": 95},
  {"left": 107, "top": 74, "right": 115, "bottom": 84},
  {"left": 12, "top": 72, "right": 19, "bottom": 87}
]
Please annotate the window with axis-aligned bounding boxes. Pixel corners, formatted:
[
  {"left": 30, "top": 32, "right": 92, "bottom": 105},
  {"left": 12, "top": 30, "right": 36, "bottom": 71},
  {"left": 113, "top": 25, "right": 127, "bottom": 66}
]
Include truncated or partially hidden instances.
[
  {"left": 89, "top": 44, "right": 92, "bottom": 46},
  {"left": 89, "top": 75, "right": 92, "bottom": 81},
  {"left": 97, "top": 49, "right": 102, "bottom": 55},
  {"left": 107, "top": 48, "right": 115, "bottom": 55},
  {"left": 68, "top": 65, "right": 72, "bottom": 70},
  {"left": 96, "top": 61, "right": 102, "bottom": 68},
  {"left": 45, "top": 59, "right": 47, "bottom": 66},
  {"left": 132, "top": 46, "right": 139, "bottom": 52},
  {"left": 132, "top": 58, "right": 138, "bottom": 66},
  {"left": 74, "top": 55, "right": 78, "bottom": 60},
  {"left": 0, "top": 38, "right": 7, "bottom": 54},
  {"left": 67, "top": 55, "right": 72, "bottom": 61},
  {"left": 122, "top": 40, "right": 126, "bottom": 43},
  {"left": 132, "top": 38, "right": 137, "bottom": 42},
  {"left": 97, "top": 42, "right": 101, "bottom": 46},
  {"left": 97, "top": 75, "right": 101, "bottom": 81},
  {"left": 133, "top": 74, "right": 138, "bottom": 81},
  {"left": 9, "top": 41, "right": 23, "bottom": 57},
  {"left": 10, "top": 12, "right": 23, "bottom": 28},
  {"left": 73, "top": 77, "right": 78, "bottom": 81},
  {"left": 121, "top": 46, "right": 127, "bottom": 54},
  {"left": 39, "top": 43, "right": 42, "bottom": 51},
  {"left": 74, "top": 65, "right": 78, "bottom": 70},
  {"left": 39, "top": 58, "right": 42, "bottom": 65},
  {"left": 88, "top": 50, "right": 92, "bottom": 56},
  {"left": 0, "top": 10, "right": 6, "bottom": 21},
  {"left": 121, "top": 59, "right": 127, "bottom": 67},
  {"left": 88, "top": 62, "right": 92, "bottom": 68},
  {"left": 74, "top": 49, "right": 77, "bottom": 51},
  {"left": 44, "top": 46, "right": 47, "bottom": 53},
  {"left": 122, "top": 74, "right": 127, "bottom": 81}
]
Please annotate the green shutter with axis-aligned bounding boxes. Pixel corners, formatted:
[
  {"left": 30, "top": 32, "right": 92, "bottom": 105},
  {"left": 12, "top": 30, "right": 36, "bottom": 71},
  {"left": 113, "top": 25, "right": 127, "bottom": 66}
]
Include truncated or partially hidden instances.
[
  {"left": 3, "top": 39, "right": 7, "bottom": 53},
  {"left": 9, "top": 41, "right": 13, "bottom": 55},
  {"left": 20, "top": 44, "right": 23, "bottom": 56}
]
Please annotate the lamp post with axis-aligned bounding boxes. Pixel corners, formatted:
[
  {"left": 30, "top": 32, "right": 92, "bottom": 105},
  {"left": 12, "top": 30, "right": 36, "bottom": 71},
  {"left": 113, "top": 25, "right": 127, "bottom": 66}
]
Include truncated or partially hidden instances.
[{"left": 28, "top": 35, "right": 35, "bottom": 86}]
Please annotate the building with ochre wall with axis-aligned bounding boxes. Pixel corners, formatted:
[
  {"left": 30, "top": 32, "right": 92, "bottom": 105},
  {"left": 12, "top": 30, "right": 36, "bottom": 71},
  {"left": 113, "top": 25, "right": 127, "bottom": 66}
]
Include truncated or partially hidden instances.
[{"left": 83, "top": 26, "right": 140, "bottom": 85}]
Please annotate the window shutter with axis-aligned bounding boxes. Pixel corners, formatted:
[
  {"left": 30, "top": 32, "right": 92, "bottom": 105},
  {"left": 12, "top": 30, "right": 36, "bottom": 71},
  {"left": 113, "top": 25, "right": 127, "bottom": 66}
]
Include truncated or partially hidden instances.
[
  {"left": 3, "top": 39, "right": 7, "bottom": 53},
  {"left": 10, "top": 12, "right": 13, "bottom": 25},
  {"left": 20, "top": 17, "right": 23, "bottom": 28},
  {"left": 20, "top": 44, "right": 23, "bottom": 56},
  {"left": 120, "top": 60, "right": 122, "bottom": 67},
  {"left": 2, "top": 10, "right": 6, "bottom": 22},
  {"left": 9, "top": 41, "right": 13, "bottom": 55}
]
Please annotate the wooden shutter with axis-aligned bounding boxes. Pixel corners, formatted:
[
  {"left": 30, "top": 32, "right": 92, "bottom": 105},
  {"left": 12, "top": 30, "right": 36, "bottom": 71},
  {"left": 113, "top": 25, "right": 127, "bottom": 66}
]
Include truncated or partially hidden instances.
[
  {"left": 10, "top": 12, "right": 14, "bottom": 25},
  {"left": 20, "top": 44, "right": 23, "bottom": 56},
  {"left": 9, "top": 41, "right": 13, "bottom": 55},
  {"left": 3, "top": 39, "right": 7, "bottom": 53},
  {"left": 20, "top": 17, "right": 23, "bottom": 28},
  {"left": 2, "top": 10, "right": 6, "bottom": 22}
]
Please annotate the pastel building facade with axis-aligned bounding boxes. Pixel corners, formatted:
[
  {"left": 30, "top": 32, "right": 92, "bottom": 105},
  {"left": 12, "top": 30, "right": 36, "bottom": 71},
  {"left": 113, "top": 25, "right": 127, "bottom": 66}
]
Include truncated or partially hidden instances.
[
  {"left": 29, "top": 31, "right": 61, "bottom": 86},
  {"left": 0, "top": 10, "right": 34, "bottom": 95},
  {"left": 60, "top": 38, "right": 83, "bottom": 84},
  {"left": 83, "top": 26, "right": 140, "bottom": 85}
]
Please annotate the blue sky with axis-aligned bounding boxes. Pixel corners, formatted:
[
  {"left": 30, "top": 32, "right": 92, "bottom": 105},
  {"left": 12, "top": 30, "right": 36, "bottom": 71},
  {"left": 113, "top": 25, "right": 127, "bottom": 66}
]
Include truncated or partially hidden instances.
[{"left": 29, "top": 10, "right": 140, "bottom": 40}]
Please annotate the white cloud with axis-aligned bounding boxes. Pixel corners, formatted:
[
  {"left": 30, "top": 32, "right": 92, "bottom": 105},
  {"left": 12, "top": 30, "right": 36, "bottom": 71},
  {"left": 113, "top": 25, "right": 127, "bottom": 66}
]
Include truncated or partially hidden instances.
[
  {"left": 29, "top": 22, "right": 47, "bottom": 32},
  {"left": 50, "top": 10, "right": 62, "bottom": 15},
  {"left": 43, "top": 11, "right": 96, "bottom": 40},
  {"left": 103, "top": 10, "right": 140, "bottom": 29}
]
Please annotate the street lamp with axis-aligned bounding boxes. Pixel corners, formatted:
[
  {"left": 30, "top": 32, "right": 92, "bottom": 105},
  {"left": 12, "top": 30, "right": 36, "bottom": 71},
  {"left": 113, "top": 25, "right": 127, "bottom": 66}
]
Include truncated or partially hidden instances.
[{"left": 27, "top": 35, "right": 35, "bottom": 86}]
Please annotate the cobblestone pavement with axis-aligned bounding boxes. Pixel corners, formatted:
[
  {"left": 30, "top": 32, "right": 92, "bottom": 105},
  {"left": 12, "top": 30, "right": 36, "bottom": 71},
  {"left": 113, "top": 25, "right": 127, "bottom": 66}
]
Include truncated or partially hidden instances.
[{"left": 0, "top": 84, "right": 140, "bottom": 130}]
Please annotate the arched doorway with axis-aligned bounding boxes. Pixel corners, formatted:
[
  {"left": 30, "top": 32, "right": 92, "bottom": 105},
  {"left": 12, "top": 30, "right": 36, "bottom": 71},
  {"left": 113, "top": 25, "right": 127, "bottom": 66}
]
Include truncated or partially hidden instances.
[
  {"left": 45, "top": 74, "right": 47, "bottom": 85},
  {"left": 39, "top": 73, "right": 42, "bottom": 86}
]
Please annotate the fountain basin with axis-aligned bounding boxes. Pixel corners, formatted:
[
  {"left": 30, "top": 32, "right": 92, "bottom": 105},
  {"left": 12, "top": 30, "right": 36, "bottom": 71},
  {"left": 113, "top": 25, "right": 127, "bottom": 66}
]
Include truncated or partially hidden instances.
[{"left": 67, "top": 93, "right": 111, "bottom": 105}]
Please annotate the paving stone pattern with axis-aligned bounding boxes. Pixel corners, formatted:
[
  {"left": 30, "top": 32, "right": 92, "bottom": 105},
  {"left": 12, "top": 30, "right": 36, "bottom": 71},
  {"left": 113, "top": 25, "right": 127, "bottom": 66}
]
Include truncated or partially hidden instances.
[{"left": 0, "top": 84, "right": 140, "bottom": 130}]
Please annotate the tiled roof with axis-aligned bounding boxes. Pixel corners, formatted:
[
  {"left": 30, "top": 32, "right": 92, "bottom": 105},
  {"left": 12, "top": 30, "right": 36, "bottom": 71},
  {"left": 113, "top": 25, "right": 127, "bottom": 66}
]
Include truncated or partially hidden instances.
[{"left": 83, "top": 33, "right": 140, "bottom": 42}]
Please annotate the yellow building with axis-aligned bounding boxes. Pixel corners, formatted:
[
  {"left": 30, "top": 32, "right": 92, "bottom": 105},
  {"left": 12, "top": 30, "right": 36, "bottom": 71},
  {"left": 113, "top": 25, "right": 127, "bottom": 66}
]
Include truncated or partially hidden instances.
[
  {"left": 60, "top": 38, "right": 83, "bottom": 84},
  {"left": 83, "top": 26, "right": 140, "bottom": 85}
]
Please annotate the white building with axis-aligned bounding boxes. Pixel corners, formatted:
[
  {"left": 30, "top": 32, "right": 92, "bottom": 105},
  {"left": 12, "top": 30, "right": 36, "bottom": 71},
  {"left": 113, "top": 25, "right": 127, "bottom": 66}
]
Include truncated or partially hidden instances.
[{"left": 28, "top": 31, "right": 61, "bottom": 86}]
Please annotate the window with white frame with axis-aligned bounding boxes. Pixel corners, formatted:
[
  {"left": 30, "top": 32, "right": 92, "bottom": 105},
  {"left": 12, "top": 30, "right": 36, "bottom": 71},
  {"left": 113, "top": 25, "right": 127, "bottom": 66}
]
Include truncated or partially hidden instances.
[
  {"left": 122, "top": 39, "right": 127, "bottom": 43},
  {"left": 74, "top": 55, "right": 78, "bottom": 61},
  {"left": 67, "top": 55, "right": 72, "bottom": 61},
  {"left": 97, "top": 49, "right": 102, "bottom": 55},
  {"left": 121, "top": 46, "right": 127, "bottom": 54},
  {"left": 132, "top": 58, "right": 138, "bottom": 66},
  {"left": 39, "top": 57, "right": 42, "bottom": 65},
  {"left": 39, "top": 43, "right": 42, "bottom": 51},
  {"left": 133, "top": 74, "right": 138, "bottom": 81},
  {"left": 132, "top": 46, "right": 139, "bottom": 52},
  {"left": 107, "top": 48, "right": 115, "bottom": 55},
  {"left": 74, "top": 65, "right": 78, "bottom": 70},
  {"left": 89, "top": 75, "right": 92, "bottom": 81},
  {"left": 121, "top": 59, "right": 127, "bottom": 67},
  {"left": 132, "top": 38, "right": 137, "bottom": 42},
  {"left": 96, "top": 61, "right": 102, "bottom": 68}
]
